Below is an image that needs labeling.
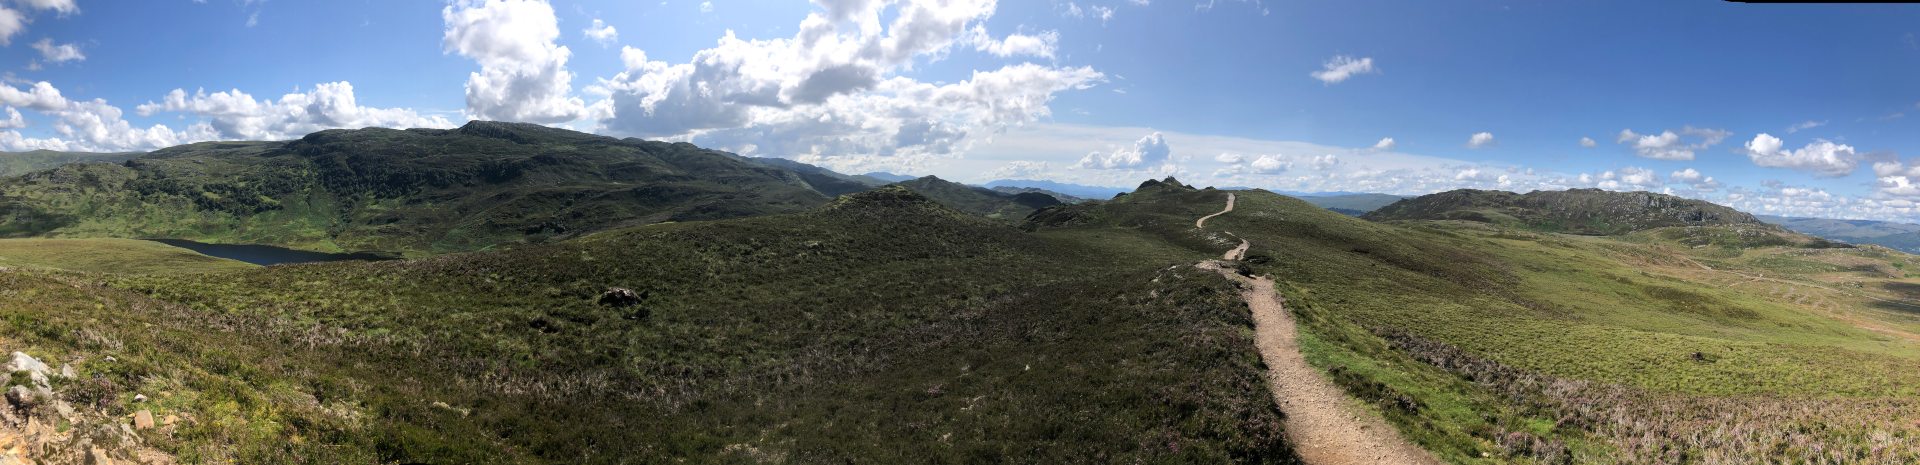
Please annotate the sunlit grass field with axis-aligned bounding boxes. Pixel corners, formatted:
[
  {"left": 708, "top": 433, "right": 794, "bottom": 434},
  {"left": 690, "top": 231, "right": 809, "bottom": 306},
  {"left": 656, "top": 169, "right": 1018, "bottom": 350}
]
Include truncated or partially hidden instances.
[{"left": 0, "top": 238, "right": 254, "bottom": 274}]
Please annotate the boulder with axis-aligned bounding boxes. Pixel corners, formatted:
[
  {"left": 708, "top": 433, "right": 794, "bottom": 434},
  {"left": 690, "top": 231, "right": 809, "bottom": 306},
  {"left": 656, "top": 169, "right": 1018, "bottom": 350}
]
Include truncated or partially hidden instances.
[
  {"left": 597, "top": 287, "right": 647, "bottom": 308},
  {"left": 132, "top": 410, "right": 154, "bottom": 430},
  {"left": 7, "top": 353, "right": 49, "bottom": 386},
  {"left": 6, "top": 386, "right": 35, "bottom": 410}
]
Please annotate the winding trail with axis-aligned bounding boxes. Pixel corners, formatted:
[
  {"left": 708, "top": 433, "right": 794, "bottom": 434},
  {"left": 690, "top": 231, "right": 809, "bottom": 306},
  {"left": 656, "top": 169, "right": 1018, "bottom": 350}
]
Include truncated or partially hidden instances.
[
  {"left": 1195, "top": 193, "right": 1441, "bottom": 465},
  {"left": 1196, "top": 193, "right": 1236, "bottom": 229}
]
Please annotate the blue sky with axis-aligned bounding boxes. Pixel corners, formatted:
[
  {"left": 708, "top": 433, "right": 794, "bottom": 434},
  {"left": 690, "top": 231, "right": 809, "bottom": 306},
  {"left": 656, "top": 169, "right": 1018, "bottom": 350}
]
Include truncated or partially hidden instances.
[{"left": 3, "top": 0, "right": 1920, "bottom": 220}]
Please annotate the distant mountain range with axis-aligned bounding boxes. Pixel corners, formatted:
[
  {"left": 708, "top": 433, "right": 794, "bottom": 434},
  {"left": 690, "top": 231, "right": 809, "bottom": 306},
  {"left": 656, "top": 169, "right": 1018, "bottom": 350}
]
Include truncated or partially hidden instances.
[
  {"left": 1293, "top": 193, "right": 1408, "bottom": 216},
  {"left": 0, "top": 150, "right": 143, "bottom": 177},
  {"left": 982, "top": 179, "right": 1130, "bottom": 199},
  {"left": 1758, "top": 215, "right": 1920, "bottom": 253}
]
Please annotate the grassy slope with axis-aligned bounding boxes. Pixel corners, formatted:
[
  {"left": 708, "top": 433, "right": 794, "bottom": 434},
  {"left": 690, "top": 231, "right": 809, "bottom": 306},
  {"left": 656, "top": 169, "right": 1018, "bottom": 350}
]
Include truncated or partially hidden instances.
[
  {"left": 0, "top": 187, "right": 1298, "bottom": 463},
  {"left": 894, "top": 176, "right": 1061, "bottom": 221},
  {"left": 1031, "top": 186, "right": 1920, "bottom": 463},
  {"left": 0, "top": 238, "right": 254, "bottom": 274},
  {"left": 0, "top": 122, "right": 833, "bottom": 256}
]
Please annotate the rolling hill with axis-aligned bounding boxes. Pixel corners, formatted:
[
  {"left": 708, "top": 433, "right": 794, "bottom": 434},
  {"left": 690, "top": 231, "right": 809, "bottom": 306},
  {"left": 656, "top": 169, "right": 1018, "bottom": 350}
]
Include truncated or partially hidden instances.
[
  {"left": 4, "top": 186, "right": 1294, "bottom": 463},
  {"left": 0, "top": 122, "right": 844, "bottom": 255},
  {"left": 5, "top": 126, "right": 1919, "bottom": 464},
  {"left": 1365, "top": 188, "right": 1778, "bottom": 235},
  {"left": 892, "top": 175, "right": 1063, "bottom": 220}
]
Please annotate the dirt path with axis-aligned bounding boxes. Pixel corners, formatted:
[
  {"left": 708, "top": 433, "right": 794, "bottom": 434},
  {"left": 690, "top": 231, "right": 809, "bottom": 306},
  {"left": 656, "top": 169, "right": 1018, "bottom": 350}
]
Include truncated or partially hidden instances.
[
  {"left": 1194, "top": 195, "right": 1441, "bottom": 465},
  {"left": 1196, "top": 193, "right": 1236, "bottom": 229}
]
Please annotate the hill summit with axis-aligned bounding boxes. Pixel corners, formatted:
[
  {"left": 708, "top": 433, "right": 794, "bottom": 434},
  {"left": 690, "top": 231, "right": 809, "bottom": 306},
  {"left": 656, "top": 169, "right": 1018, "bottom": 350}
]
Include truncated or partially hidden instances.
[{"left": 1363, "top": 188, "right": 1775, "bottom": 235}]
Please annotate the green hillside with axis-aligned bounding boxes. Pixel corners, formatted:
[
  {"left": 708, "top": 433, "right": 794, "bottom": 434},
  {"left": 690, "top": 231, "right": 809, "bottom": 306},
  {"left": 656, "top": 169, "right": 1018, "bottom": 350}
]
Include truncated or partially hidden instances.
[
  {"left": 893, "top": 175, "right": 1063, "bottom": 220},
  {"left": 1028, "top": 181, "right": 1920, "bottom": 463},
  {"left": 1366, "top": 188, "right": 1777, "bottom": 235},
  {"left": 0, "top": 187, "right": 1294, "bottom": 463},
  {"left": 0, "top": 122, "right": 838, "bottom": 255}
]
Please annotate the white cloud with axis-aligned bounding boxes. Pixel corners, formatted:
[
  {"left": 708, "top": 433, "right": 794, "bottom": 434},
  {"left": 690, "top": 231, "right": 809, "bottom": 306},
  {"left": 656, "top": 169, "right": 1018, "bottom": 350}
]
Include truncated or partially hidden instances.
[
  {"left": 1614, "top": 126, "right": 1730, "bottom": 161},
  {"left": 1594, "top": 166, "right": 1659, "bottom": 190},
  {"left": 1248, "top": 155, "right": 1289, "bottom": 174},
  {"left": 1669, "top": 167, "right": 1720, "bottom": 191},
  {"left": 135, "top": 81, "right": 455, "bottom": 141},
  {"left": 700, "top": 1, "right": 713, "bottom": 13},
  {"left": 1743, "top": 133, "right": 1857, "bottom": 177},
  {"left": 1872, "top": 160, "right": 1920, "bottom": 198},
  {"left": 963, "top": 25, "right": 1058, "bottom": 59},
  {"left": 14, "top": 0, "right": 77, "bottom": 15},
  {"left": 1078, "top": 131, "right": 1171, "bottom": 169},
  {"left": 442, "top": 0, "right": 587, "bottom": 123},
  {"left": 1786, "top": 120, "right": 1826, "bottom": 134},
  {"left": 1372, "top": 137, "right": 1395, "bottom": 151},
  {"left": 0, "top": 79, "right": 444, "bottom": 153},
  {"left": 0, "top": 81, "right": 218, "bottom": 152},
  {"left": 984, "top": 160, "right": 1051, "bottom": 180},
  {"left": 0, "top": 0, "right": 77, "bottom": 45},
  {"left": 29, "top": 38, "right": 82, "bottom": 63},
  {"left": 594, "top": 0, "right": 1102, "bottom": 169},
  {"left": 1579, "top": 136, "right": 1597, "bottom": 148},
  {"left": 1310, "top": 55, "right": 1376, "bottom": 84},
  {"left": 1466, "top": 132, "right": 1494, "bottom": 148},
  {"left": 1214, "top": 152, "right": 1243, "bottom": 164},
  {"left": 0, "top": 107, "right": 23, "bottom": 129},
  {"left": 582, "top": 18, "right": 618, "bottom": 46},
  {"left": 0, "top": 7, "right": 25, "bottom": 46},
  {"left": 1311, "top": 153, "right": 1338, "bottom": 170}
]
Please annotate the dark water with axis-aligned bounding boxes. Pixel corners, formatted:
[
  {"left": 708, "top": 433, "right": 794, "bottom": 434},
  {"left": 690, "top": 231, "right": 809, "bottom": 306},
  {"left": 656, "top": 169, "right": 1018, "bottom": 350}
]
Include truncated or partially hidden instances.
[{"left": 148, "top": 239, "right": 394, "bottom": 266}]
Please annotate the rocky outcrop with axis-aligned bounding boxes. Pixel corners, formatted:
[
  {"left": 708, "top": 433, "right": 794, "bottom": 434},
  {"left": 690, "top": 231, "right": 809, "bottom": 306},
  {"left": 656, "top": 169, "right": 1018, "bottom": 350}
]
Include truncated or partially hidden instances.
[{"left": 0, "top": 352, "right": 175, "bottom": 465}]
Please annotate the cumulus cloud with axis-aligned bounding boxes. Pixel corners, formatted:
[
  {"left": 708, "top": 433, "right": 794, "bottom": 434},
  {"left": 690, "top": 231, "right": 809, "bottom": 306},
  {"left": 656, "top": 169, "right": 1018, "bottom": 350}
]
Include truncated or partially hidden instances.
[
  {"left": 582, "top": 18, "right": 617, "bottom": 46},
  {"left": 0, "top": 0, "right": 77, "bottom": 45},
  {"left": 1079, "top": 131, "right": 1171, "bottom": 169},
  {"left": 1311, "top": 153, "right": 1338, "bottom": 170},
  {"left": 1, "top": 80, "right": 445, "bottom": 152},
  {"left": 1743, "top": 133, "right": 1858, "bottom": 177},
  {"left": 963, "top": 25, "right": 1058, "bottom": 58},
  {"left": 1872, "top": 160, "right": 1920, "bottom": 198},
  {"left": 1669, "top": 167, "right": 1720, "bottom": 190},
  {"left": 1579, "top": 137, "right": 1596, "bottom": 148},
  {"left": 1214, "top": 153, "right": 1242, "bottom": 164},
  {"left": 1310, "top": 55, "right": 1375, "bottom": 84},
  {"left": 1372, "top": 137, "right": 1395, "bottom": 151},
  {"left": 1614, "top": 126, "right": 1729, "bottom": 160},
  {"left": 1595, "top": 166, "right": 1660, "bottom": 190},
  {"left": 0, "top": 81, "right": 218, "bottom": 152},
  {"left": 135, "top": 81, "right": 455, "bottom": 141},
  {"left": 30, "top": 38, "right": 82, "bottom": 63},
  {"left": 1466, "top": 132, "right": 1494, "bottom": 148},
  {"left": 1248, "top": 155, "right": 1289, "bottom": 174},
  {"left": 443, "top": 0, "right": 587, "bottom": 123},
  {"left": 593, "top": 0, "right": 1103, "bottom": 170},
  {"left": 0, "top": 107, "right": 23, "bottom": 129},
  {"left": 0, "top": 9, "right": 21, "bottom": 46}
]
